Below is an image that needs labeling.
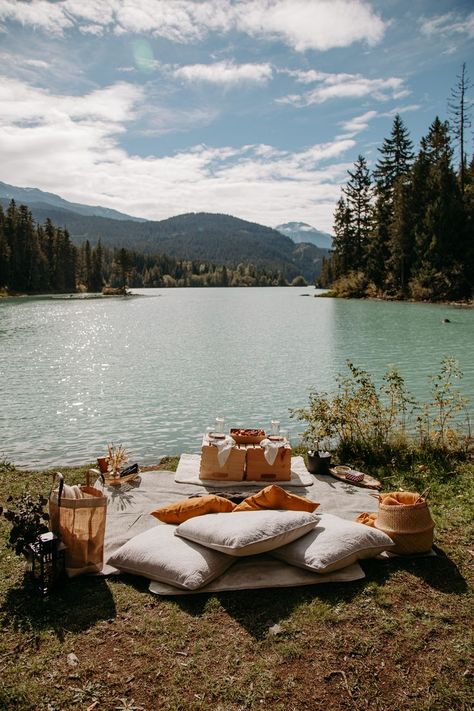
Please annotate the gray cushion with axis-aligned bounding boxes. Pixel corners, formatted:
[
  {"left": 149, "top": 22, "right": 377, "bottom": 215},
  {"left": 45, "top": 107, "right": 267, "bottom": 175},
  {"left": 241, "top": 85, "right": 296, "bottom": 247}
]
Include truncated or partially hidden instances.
[
  {"left": 271, "top": 513, "right": 395, "bottom": 572},
  {"left": 175, "top": 510, "right": 319, "bottom": 556},
  {"left": 107, "top": 523, "right": 234, "bottom": 590}
]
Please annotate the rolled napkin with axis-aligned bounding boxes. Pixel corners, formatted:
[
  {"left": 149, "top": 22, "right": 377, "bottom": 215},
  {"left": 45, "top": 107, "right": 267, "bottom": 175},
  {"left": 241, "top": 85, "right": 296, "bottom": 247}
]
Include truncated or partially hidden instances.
[
  {"left": 208, "top": 434, "right": 235, "bottom": 467},
  {"left": 356, "top": 512, "right": 378, "bottom": 527},
  {"left": 259, "top": 438, "right": 287, "bottom": 466},
  {"left": 61, "top": 484, "right": 84, "bottom": 499}
]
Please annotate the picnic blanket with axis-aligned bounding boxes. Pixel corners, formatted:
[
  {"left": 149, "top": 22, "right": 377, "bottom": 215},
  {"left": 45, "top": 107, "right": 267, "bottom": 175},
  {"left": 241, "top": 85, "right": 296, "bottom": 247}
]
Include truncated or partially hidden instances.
[
  {"left": 101, "top": 462, "right": 380, "bottom": 593},
  {"left": 174, "top": 453, "right": 314, "bottom": 487}
]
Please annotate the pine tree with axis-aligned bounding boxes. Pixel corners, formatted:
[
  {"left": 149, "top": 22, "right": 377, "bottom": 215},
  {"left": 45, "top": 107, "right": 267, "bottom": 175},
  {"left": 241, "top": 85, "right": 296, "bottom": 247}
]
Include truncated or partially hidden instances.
[
  {"left": 373, "top": 114, "right": 414, "bottom": 194},
  {"left": 90, "top": 240, "right": 103, "bottom": 292},
  {"left": 410, "top": 118, "right": 464, "bottom": 299},
  {"left": 388, "top": 176, "right": 413, "bottom": 295},
  {"left": 43, "top": 218, "right": 56, "bottom": 291},
  {"left": 448, "top": 62, "right": 473, "bottom": 196},
  {"left": 331, "top": 197, "right": 354, "bottom": 277},
  {"left": 370, "top": 115, "right": 414, "bottom": 292},
  {"left": 84, "top": 240, "right": 92, "bottom": 290},
  {"left": 342, "top": 155, "right": 372, "bottom": 271}
]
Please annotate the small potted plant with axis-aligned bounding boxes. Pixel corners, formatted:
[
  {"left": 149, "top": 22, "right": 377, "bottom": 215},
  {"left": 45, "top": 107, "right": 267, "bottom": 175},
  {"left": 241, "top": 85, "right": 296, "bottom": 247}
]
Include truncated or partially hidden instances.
[
  {"left": 290, "top": 393, "right": 334, "bottom": 475},
  {"left": 0, "top": 493, "right": 50, "bottom": 558}
]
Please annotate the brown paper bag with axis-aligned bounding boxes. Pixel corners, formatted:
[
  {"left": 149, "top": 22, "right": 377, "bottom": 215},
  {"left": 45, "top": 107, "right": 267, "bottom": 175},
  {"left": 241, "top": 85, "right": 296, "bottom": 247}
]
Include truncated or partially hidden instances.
[{"left": 49, "top": 472, "right": 108, "bottom": 577}]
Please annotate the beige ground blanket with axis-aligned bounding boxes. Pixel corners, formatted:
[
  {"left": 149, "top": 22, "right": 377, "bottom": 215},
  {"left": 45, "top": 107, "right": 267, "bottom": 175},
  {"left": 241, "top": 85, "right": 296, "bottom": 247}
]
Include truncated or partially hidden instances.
[
  {"left": 101, "top": 462, "right": 380, "bottom": 593},
  {"left": 175, "top": 453, "right": 314, "bottom": 487}
]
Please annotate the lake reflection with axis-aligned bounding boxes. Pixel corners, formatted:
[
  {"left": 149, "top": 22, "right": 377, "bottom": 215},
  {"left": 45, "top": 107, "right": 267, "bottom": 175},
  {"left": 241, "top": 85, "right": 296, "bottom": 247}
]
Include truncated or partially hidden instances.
[{"left": 1, "top": 288, "right": 472, "bottom": 467}]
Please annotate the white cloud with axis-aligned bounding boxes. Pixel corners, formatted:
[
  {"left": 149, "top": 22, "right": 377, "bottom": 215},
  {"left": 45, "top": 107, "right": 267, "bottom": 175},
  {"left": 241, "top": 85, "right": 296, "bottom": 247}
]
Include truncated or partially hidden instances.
[
  {"left": 173, "top": 60, "right": 273, "bottom": 86},
  {"left": 380, "top": 104, "right": 421, "bottom": 118},
  {"left": 420, "top": 11, "right": 474, "bottom": 39},
  {"left": 0, "top": 0, "right": 386, "bottom": 52},
  {"left": 284, "top": 69, "right": 331, "bottom": 84},
  {"left": 277, "top": 71, "right": 408, "bottom": 106},
  {"left": 338, "top": 110, "right": 377, "bottom": 137},
  {"left": 0, "top": 0, "right": 73, "bottom": 34},
  {"left": 237, "top": 0, "right": 385, "bottom": 52},
  {"left": 0, "top": 75, "right": 354, "bottom": 231},
  {"left": 0, "top": 77, "right": 142, "bottom": 124}
]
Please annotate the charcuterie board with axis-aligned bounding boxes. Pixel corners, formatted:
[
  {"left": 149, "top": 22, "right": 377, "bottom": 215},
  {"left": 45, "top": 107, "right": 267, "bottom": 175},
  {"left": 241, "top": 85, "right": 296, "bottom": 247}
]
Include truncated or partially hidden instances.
[{"left": 328, "top": 465, "right": 382, "bottom": 490}]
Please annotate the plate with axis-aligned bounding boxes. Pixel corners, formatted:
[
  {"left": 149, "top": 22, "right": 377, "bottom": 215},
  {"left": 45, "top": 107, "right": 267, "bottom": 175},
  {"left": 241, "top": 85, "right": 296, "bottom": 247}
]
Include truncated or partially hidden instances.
[{"left": 208, "top": 432, "right": 226, "bottom": 440}]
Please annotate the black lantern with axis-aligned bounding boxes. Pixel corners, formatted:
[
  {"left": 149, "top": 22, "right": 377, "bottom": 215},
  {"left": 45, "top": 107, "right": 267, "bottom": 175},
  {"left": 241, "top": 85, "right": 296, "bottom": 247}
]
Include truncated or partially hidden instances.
[{"left": 26, "top": 532, "right": 66, "bottom": 597}]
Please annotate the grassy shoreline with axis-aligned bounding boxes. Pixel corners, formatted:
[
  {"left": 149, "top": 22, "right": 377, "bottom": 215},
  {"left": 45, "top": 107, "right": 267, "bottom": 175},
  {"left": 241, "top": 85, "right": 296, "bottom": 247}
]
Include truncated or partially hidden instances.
[{"left": 1, "top": 458, "right": 473, "bottom": 711}]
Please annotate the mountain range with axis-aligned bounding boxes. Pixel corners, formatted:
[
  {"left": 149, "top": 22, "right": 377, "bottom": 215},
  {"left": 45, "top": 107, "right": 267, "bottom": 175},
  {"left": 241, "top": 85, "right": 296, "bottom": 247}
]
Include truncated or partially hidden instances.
[
  {"left": 0, "top": 181, "right": 329, "bottom": 282},
  {"left": 276, "top": 222, "right": 333, "bottom": 249}
]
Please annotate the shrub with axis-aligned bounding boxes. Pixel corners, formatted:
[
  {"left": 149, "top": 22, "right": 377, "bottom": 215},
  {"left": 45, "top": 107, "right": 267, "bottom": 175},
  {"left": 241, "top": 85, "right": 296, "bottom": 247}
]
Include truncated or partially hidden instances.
[
  {"left": 0, "top": 493, "right": 50, "bottom": 556},
  {"left": 291, "top": 358, "right": 472, "bottom": 465}
]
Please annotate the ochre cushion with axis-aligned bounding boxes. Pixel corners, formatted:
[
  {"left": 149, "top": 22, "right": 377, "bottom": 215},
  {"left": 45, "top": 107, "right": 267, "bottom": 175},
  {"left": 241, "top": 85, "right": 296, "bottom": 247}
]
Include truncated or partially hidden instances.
[
  {"left": 233, "top": 485, "right": 319, "bottom": 513},
  {"left": 151, "top": 495, "right": 235, "bottom": 524}
]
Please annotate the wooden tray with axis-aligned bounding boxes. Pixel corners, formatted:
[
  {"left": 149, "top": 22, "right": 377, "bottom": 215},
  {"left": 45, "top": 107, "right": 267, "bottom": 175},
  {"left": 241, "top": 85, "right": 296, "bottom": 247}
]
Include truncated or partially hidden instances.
[
  {"left": 328, "top": 465, "right": 382, "bottom": 490},
  {"left": 230, "top": 428, "right": 265, "bottom": 445},
  {"left": 103, "top": 472, "right": 140, "bottom": 486},
  {"left": 88, "top": 467, "right": 140, "bottom": 487}
]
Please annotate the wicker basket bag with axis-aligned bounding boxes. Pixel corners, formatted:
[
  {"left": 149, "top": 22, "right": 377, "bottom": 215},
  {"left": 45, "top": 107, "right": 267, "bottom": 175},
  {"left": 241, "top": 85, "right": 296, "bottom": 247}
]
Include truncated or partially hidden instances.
[{"left": 374, "top": 491, "right": 435, "bottom": 555}]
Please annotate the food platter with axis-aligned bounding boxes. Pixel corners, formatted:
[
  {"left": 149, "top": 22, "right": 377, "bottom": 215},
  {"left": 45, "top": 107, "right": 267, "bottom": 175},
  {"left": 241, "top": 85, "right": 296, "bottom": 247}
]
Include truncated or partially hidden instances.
[
  {"left": 230, "top": 428, "right": 265, "bottom": 444},
  {"left": 328, "top": 465, "right": 382, "bottom": 490}
]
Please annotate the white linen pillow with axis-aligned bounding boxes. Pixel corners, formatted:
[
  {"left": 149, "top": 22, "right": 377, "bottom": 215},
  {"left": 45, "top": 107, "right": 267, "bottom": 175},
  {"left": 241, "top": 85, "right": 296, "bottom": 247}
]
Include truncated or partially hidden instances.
[
  {"left": 107, "top": 524, "right": 235, "bottom": 590},
  {"left": 175, "top": 510, "right": 319, "bottom": 557},
  {"left": 271, "top": 513, "right": 395, "bottom": 573}
]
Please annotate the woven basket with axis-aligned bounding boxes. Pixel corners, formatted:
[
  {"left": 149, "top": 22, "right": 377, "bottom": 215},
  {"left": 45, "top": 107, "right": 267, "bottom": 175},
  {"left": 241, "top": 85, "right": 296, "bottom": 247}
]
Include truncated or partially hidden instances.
[
  {"left": 230, "top": 429, "right": 265, "bottom": 444},
  {"left": 374, "top": 491, "right": 435, "bottom": 555}
]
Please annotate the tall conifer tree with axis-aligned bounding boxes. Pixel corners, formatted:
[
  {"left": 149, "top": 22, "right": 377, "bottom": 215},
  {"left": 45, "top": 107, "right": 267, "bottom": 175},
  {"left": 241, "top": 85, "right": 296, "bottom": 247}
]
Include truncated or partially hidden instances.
[
  {"left": 342, "top": 155, "right": 372, "bottom": 272},
  {"left": 370, "top": 115, "right": 414, "bottom": 293},
  {"left": 448, "top": 62, "right": 472, "bottom": 196}
]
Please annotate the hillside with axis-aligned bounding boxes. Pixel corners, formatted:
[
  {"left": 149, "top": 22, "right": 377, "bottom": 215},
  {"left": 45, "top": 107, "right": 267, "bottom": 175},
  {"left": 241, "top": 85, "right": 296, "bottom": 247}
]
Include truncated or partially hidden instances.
[
  {"left": 0, "top": 180, "right": 145, "bottom": 222},
  {"left": 0, "top": 189, "right": 327, "bottom": 281}
]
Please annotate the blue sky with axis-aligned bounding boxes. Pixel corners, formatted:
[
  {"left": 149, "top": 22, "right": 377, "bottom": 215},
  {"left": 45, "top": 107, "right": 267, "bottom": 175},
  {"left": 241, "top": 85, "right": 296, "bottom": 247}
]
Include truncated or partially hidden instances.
[{"left": 0, "top": 1, "right": 473, "bottom": 232}]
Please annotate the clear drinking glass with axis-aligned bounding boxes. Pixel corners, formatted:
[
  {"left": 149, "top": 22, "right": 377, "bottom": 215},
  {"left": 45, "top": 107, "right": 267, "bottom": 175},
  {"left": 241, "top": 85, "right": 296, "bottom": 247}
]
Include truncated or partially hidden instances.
[
  {"left": 215, "top": 417, "right": 225, "bottom": 435},
  {"left": 270, "top": 420, "right": 280, "bottom": 436}
]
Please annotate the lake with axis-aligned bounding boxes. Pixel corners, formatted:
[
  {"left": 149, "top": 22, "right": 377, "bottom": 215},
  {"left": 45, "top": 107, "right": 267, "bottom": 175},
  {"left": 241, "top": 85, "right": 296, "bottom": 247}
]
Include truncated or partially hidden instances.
[{"left": 1, "top": 287, "right": 473, "bottom": 468}]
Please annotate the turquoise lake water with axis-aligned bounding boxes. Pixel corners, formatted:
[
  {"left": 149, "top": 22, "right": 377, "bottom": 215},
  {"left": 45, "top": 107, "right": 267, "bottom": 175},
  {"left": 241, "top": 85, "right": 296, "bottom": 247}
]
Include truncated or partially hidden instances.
[{"left": 1, "top": 288, "right": 472, "bottom": 468}]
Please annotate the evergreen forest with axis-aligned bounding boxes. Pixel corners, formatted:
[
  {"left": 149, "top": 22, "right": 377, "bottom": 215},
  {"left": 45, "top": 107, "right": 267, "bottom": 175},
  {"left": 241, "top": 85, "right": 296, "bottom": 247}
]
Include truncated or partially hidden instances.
[
  {"left": 0, "top": 201, "right": 297, "bottom": 293},
  {"left": 319, "top": 66, "right": 473, "bottom": 302}
]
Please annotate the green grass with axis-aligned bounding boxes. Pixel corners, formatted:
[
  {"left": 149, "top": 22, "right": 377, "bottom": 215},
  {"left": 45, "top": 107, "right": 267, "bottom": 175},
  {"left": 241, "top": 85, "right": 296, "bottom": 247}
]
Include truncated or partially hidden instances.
[{"left": 0, "top": 457, "right": 473, "bottom": 711}]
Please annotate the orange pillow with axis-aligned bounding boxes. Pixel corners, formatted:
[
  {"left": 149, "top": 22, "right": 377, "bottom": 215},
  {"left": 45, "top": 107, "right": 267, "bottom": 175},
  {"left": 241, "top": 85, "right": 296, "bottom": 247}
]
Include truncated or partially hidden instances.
[
  {"left": 151, "top": 495, "right": 235, "bottom": 524},
  {"left": 233, "top": 485, "right": 319, "bottom": 513}
]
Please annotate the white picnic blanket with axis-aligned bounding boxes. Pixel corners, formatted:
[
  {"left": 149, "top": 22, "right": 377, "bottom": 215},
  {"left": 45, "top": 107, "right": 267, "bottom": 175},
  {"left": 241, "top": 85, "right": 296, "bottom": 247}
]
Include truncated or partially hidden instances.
[
  {"left": 100, "top": 465, "right": 380, "bottom": 592},
  {"left": 175, "top": 453, "right": 314, "bottom": 487}
]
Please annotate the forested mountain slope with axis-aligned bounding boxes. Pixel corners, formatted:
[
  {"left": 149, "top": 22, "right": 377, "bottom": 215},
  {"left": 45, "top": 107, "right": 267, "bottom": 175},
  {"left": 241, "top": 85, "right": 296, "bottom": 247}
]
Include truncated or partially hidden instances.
[{"left": 0, "top": 198, "right": 327, "bottom": 282}]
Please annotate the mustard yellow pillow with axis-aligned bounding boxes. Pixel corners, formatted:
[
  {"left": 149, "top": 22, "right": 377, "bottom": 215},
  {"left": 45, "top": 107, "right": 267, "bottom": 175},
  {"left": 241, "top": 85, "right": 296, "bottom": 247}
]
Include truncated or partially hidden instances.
[
  {"left": 151, "top": 495, "right": 235, "bottom": 524},
  {"left": 233, "top": 485, "right": 319, "bottom": 513}
]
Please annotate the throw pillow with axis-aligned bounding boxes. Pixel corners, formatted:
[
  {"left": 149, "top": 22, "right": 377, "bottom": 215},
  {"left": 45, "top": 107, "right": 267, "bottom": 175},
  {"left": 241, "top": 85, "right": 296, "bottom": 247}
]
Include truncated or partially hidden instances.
[
  {"left": 107, "top": 524, "right": 235, "bottom": 590},
  {"left": 176, "top": 510, "right": 319, "bottom": 557},
  {"left": 271, "top": 513, "right": 395, "bottom": 573},
  {"left": 151, "top": 494, "right": 235, "bottom": 524},
  {"left": 233, "top": 484, "right": 319, "bottom": 513}
]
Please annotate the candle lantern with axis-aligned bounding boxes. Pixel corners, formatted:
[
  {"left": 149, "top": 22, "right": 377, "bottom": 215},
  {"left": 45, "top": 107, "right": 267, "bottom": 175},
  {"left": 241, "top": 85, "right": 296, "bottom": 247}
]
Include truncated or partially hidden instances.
[{"left": 26, "top": 532, "right": 66, "bottom": 597}]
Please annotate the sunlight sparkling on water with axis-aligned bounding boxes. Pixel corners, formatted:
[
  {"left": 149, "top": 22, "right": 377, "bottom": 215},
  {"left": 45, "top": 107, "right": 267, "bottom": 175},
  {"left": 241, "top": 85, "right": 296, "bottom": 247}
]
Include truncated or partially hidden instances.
[{"left": 1, "top": 288, "right": 473, "bottom": 468}]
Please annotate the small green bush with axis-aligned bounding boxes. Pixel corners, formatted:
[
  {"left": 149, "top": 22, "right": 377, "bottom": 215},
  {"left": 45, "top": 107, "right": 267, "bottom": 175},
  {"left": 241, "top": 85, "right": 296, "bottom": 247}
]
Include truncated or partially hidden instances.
[
  {"left": 0, "top": 493, "right": 50, "bottom": 556},
  {"left": 291, "top": 357, "right": 472, "bottom": 465}
]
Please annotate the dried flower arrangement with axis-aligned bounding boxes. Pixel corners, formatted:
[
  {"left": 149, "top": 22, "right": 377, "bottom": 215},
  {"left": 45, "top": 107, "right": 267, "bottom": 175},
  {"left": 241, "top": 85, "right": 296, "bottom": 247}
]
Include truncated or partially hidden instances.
[{"left": 106, "top": 443, "right": 129, "bottom": 477}]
